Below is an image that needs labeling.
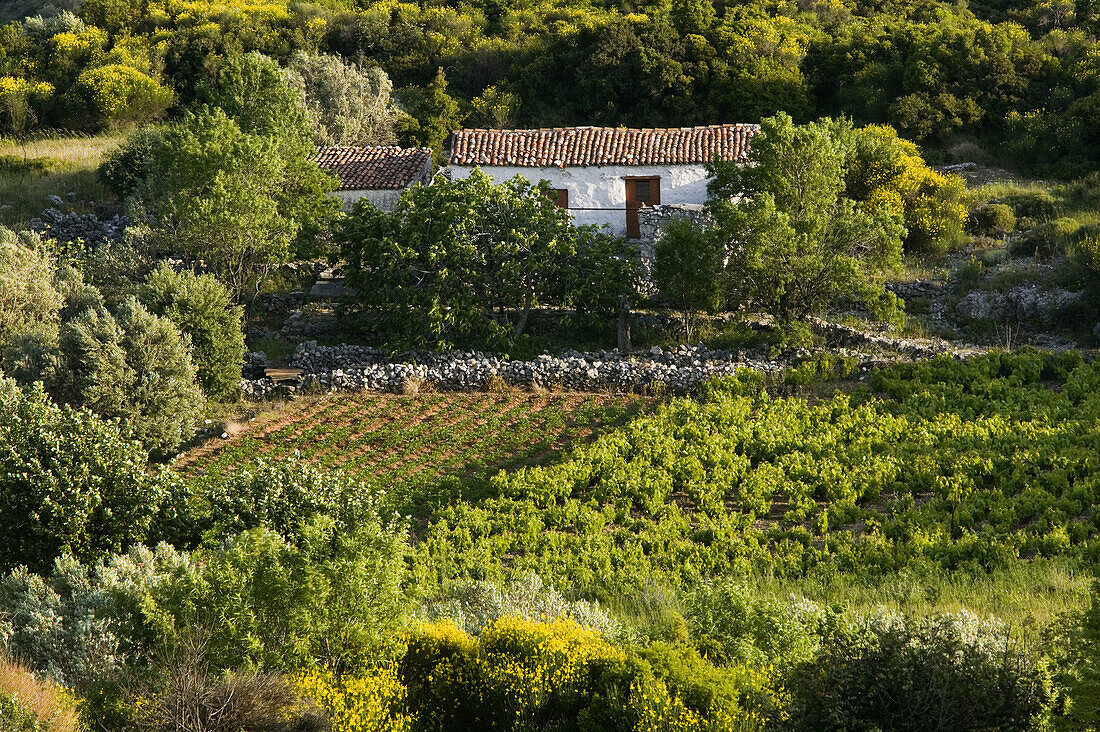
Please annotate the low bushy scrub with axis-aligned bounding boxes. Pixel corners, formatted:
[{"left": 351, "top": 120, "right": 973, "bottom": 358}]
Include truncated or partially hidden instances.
[
  {"left": 969, "top": 202, "right": 1016, "bottom": 237},
  {"left": 1005, "top": 190, "right": 1059, "bottom": 221},
  {"left": 197, "top": 459, "right": 377, "bottom": 546},
  {"left": 422, "top": 573, "right": 624, "bottom": 640},
  {"left": 0, "top": 379, "right": 169, "bottom": 574},
  {"left": 399, "top": 617, "right": 775, "bottom": 730},
  {"left": 786, "top": 611, "right": 1057, "bottom": 731},
  {"left": 684, "top": 581, "right": 839, "bottom": 668},
  {"left": 138, "top": 265, "right": 245, "bottom": 402},
  {"left": 1009, "top": 217, "right": 1081, "bottom": 260}
]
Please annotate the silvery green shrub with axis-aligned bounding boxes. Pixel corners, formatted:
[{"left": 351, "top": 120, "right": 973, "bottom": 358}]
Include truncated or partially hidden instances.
[
  {"left": 0, "top": 544, "right": 192, "bottom": 689},
  {"left": 786, "top": 610, "right": 1057, "bottom": 731},
  {"left": 423, "top": 572, "right": 624, "bottom": 639}
]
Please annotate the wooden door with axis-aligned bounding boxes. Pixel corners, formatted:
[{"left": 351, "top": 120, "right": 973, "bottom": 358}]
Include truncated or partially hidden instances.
[{"left": 625, "top": 176, "right": 660, "bottom": 238}]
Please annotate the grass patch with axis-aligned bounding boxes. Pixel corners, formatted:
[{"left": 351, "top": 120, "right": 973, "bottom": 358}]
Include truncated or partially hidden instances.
[
  {"left": 742, "top": 557, "right": 1090, "bottom": 629},
  {"left": 895, "top": 253, "right": 948, "bottom": 282},
  {"left": 0, "top": 133, "right": 122, "bottom": 228},
  {"left": 248, "top": 335, "right": 296, "bottom": 362},
  {"left": 971, "top": 178, "right": 1100, "bottom": 229},
  {"left": 0, "top": 655, "right": 81, "bottom": 732}
]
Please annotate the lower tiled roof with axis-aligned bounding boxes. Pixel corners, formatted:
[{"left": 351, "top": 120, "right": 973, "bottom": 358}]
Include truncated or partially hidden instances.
[
  {"left": 315, "top": 146, "right": 433, "bottom": 190},
  {"left": 450, "top": 125, "right": 757, "bottom": 167}
]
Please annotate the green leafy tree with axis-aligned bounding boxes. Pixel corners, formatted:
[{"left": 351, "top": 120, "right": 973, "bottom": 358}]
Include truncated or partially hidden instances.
[
  {"left": 337, "top": 169, "right": 635, "bottom": 350},
  {"left": 139, "top": 109, "right": 300, "bottom": 301},
  {"left": 653, "top": 216, "right": 725, "bottom": 340},
  {"left": 888, "top": 18, "right": 1045, "bottom": 141},
  {"left": 708, "top": 113, "right": 904, "bottom": 323},
  {"left": 201, "top": 51, "right": 309, "bottom": 141},
  {"left": 139, "top": 264, "right": 244, "bottom": 402},
  {"left": 399, "top": 67, "right": 465, "bottom": 162},
  {"left": 0, "top": 378, "right": 167, "bottom": 574},
  {"left": 55, "top": 297, "right": 204, "bottom": 459},
  {"left": 169, "top": 53, "right": 339, "bottom": 265}
]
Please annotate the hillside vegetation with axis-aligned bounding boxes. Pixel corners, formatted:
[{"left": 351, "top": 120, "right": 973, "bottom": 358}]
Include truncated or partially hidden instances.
[
  {"left": 0, "top": 0, "right": 1098, "bottom": 170},
  {"left": 3, "top": 0, "right": 1100, "bottom": 729}
]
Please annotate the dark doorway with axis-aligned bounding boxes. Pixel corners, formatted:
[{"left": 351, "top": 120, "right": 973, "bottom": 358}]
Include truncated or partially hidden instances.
[{"left": 625, "top": 176, "right": 660, "bottom": 238}]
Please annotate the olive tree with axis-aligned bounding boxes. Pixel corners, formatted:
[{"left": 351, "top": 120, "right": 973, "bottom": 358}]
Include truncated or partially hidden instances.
[
  {"left": 0, "top": 228, "right": 62, "bottom": 379},
  {"left": 55, "top": 297, "right": 204, "bottom": 459},
  {"left": 286, "top": 52, "right": 403, "bottom": 146}
]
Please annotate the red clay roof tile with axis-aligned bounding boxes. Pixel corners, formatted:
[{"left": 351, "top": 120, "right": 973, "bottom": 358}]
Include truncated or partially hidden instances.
[
  {"left": 450, "top": 125, "right": 757, "bottom": 167},
  {"left": 315, "top": 146, "right": 433, "bottom": 190}
]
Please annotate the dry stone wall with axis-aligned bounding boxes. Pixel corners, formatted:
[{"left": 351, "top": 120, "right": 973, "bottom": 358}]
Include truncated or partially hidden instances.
[{"left": 241, "top": 342, "right": 781, "bottom": 398}]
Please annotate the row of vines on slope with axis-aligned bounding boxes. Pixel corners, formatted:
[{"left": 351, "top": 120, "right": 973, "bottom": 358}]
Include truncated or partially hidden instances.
[{"left": 413, "top": 350, "right": 1100, "bottom": 597}]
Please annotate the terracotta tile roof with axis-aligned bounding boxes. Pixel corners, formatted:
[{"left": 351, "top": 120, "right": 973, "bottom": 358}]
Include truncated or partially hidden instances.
[
  {"left": 315, "top": 146, "right": 433, "bottom": 190},
  {"left": 450, "top": 125, "right": 757, "bottom": 167}
]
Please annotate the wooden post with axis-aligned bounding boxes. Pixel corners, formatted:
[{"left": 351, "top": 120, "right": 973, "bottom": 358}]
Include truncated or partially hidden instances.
[{"left": 617, "top": 294, "right": 632, "bottom": 353}]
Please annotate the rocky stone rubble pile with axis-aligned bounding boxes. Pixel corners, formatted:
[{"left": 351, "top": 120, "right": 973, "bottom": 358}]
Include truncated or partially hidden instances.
[
  {"left": 954, "top": 285, "right": 1084, "bottom": 324},
  {"left": 242, "top": 351, "right": 268, "bottom": 380},
  {"left": 886, "top": 280, "right": 946, "bottom": 300},
  {"left": 808, "top": 317, "right": 986, "bottom": 359},
  {"left": 240, "top": 342, "right": 781, "bottom": 398},
  {"left": 280, "top": 309, "right": 339, "bottom": 339},
  {"left": 254, "top": 292, "right": 307, "bottom": 314},
  {"left": 30, "top": 206, "right": 127, "bottom": 248}
]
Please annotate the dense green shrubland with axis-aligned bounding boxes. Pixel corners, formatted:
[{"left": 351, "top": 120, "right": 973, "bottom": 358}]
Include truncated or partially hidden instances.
[
  {"left": 0, "top": 226, "right": 252, "bottom": 457},
  {"left": 0, "top": 0, "right": 1098, "bottom": 170},
  {"left": 0, "top": 379, "right": 169, "bottom": 574}
]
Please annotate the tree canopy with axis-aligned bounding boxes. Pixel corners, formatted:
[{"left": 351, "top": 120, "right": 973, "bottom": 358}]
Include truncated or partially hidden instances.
[
  {"left": 705, "top": 114, "right": 904, "bottom": 322},
  {"left": 337, "top": 169, "right": 637, "bottom": 351}
]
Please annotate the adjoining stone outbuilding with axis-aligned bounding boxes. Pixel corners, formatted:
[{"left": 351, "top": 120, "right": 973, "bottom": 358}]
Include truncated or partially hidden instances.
[
  {"left": 448, "top": 124, "right": 757, "bottom": 238},
  {"left": 315, "top": 146, "right": 433, "bottom": 212}
]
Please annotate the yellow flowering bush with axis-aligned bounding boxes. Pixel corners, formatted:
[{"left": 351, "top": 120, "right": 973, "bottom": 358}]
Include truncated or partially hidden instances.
[
  {"left": 48, "top": 26, "right": 109, "bottom": 70},
  {"left": 151, "top": 0, "right": 291, "bottom": 25},
  {"left": 71, "top": 64, "right": 174, "bottom": 129},
  {"left": 295, "top": 667, "right": 411, "bottom": 732},
  {"left": 848, "top": 124, "right": 968, "bottom": 253},
  {"left": 0, "top": 77, "right": 53, "bottom": 132},
  {"left": 397, "top": 617, "right": 775, "bottom": 730}
]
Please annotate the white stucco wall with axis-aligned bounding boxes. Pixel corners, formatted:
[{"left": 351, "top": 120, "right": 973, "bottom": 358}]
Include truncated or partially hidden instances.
[
  {"left": 449, "top": 164, "right": 712, "bottom": 237},
  {"left": 336, "top": 189, "right": 403, "bottom": 213}
]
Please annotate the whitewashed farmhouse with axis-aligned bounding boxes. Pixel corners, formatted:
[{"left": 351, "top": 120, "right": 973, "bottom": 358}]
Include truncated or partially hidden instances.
[
  {"left": 315, "top": 146, "right": 433, "bottom": 212},
  {"left": 448, "top": 125, "right": 757, "bottom": 238}
]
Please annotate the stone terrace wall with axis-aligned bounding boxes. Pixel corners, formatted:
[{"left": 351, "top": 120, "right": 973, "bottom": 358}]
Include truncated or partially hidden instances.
[{"left": 241, "top": 342, "right": 781, "bottom": 398}]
